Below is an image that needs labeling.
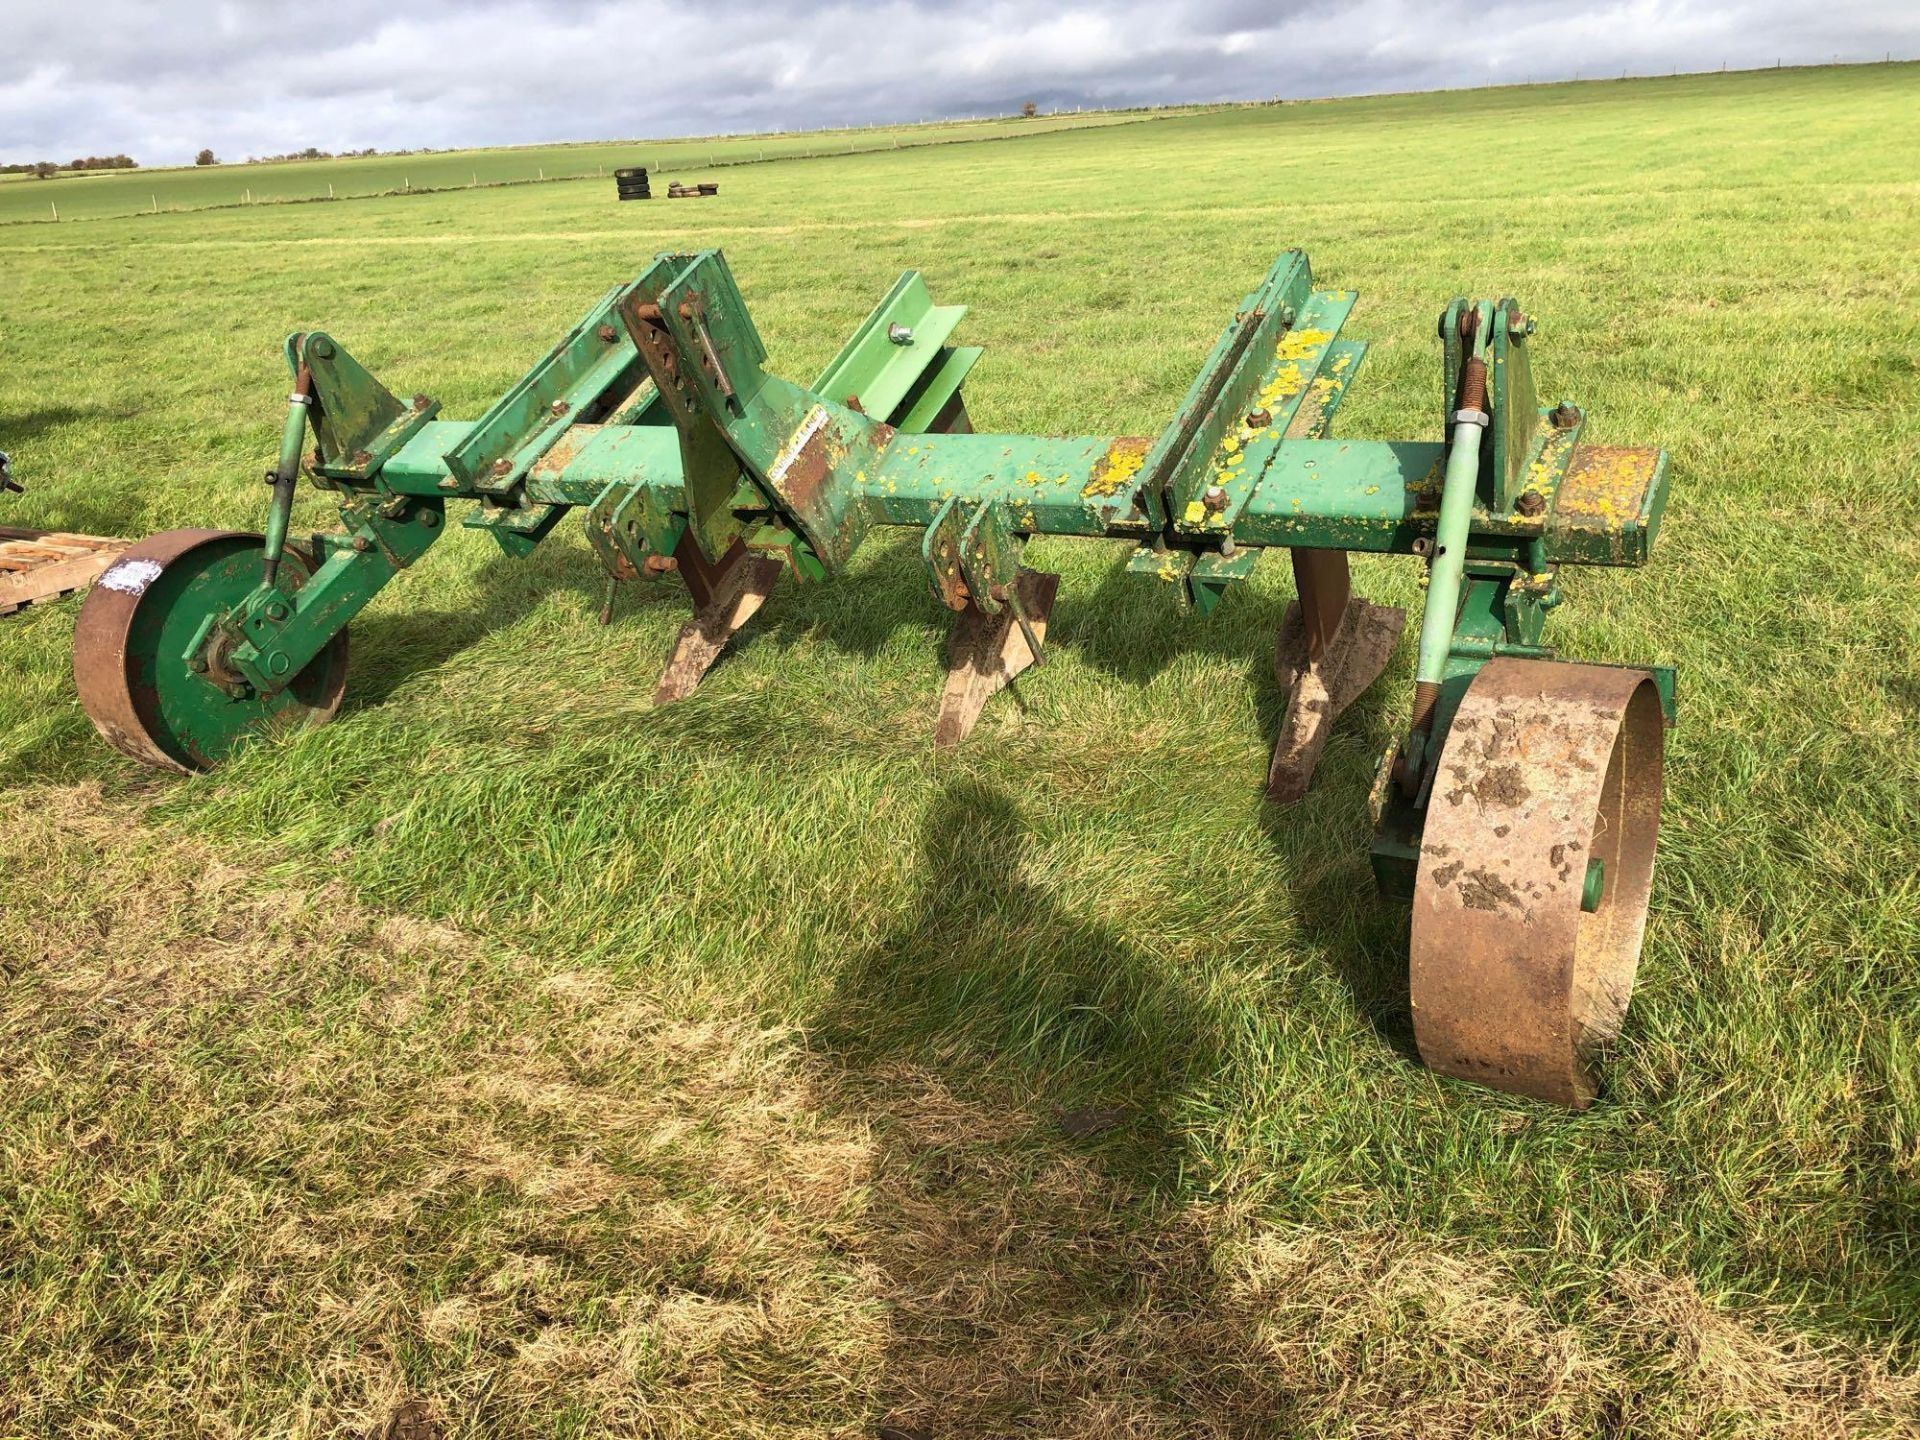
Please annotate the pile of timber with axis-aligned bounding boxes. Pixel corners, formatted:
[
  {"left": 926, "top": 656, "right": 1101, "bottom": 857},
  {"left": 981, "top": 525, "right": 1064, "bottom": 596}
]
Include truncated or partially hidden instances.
[{"left": 0, "top": 529, "right": 129, "bottom": 617}]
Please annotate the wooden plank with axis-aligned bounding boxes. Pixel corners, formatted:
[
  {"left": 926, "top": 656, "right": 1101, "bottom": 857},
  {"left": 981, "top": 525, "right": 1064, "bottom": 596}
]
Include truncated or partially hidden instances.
[{"left": 0, "top": 529, "right": 129, "bottom": 616}]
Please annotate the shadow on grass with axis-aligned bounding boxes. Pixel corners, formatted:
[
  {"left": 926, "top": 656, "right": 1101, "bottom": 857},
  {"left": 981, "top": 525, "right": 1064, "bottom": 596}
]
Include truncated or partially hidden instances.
[
  {"left": 808, "top": 778, "right": 1304, "bottom": 1434},
  {"left": 814, "top": 778, "right": 1218, "bottom": 1165},
  {"left": 1062, "top": 546, "right": 1292, "bottom": 687},
  {"left": 0, "top": 405, "right": 110, "bottom": 449},
  {"left": 1250, "top": 670, "right": 1424, "bottom": 1070},
  {"left": 342, "top": 526, "right": 1420, "bottom": 1087},
  {"left": 344, "top": 526, "right": 1312, "bottom": 711},
  {"left": 345, "top": 535, "right": 943, "bottom": 710},
  {"left": 345, "top": 541, "right": 671, "bottom": 708}
]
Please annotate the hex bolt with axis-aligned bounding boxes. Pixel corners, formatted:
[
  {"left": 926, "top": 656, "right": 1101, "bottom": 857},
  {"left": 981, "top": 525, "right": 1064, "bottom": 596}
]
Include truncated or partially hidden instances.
[
  {"left": 1516, "top": 490, "right": 1547, "bottom": 517},
  {"left": 887, "top": 323, "right": 915, "bottom": 345},
  {"left": 351, "top": 449, "right": 372, "bottom": 467},
  {"left": 550, "top": 399, "right": 570, "bottom": 418},
  {"left": 188, "top": 656, "right": 208, "bottom": 674},
  {"left": 421, "top": 511, "right": 440, "bottom": 528},
  {"left": 309, "top": 337, "right": 334, "bottom": 359},
  {"left": 438, "top": 476, "right": 459, "bottom": 489},
  {"left": 491, "top": 458, "right": 513, "bottom": 477},
  {"left": 351, "top": 535, "right": 372, "bottom": 552},
  {"left": 1246, "top": 407, "right": 1272, "bottom": 429},
  {"left": 1552, "top": 401, "right": 1582, "bottom": 428},
  {"left": 1203, "top": 485, "right": 1229, "bottom": 513},
  {"left": 1220, "top": 536, "right": 1238, "bottom": 557},
  {"left": 596, "top": 323, "right": 618, "bottom": 343},
  {"left": 1507, "top": 313, "right": 1536, "bottom": 338},
  {"left": 412, "top": 393, "right": 431, "bottom": 410},
  {"left": 267, "top": 601, "right": 289, "bottom": 621}
]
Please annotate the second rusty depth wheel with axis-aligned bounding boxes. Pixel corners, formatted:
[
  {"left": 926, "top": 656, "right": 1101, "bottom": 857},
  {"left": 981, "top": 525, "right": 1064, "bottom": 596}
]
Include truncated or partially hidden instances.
[
  {"left": 1409, "top": 658, "right": 1665, "bottom": 1107},
  {"left": 73, "top": 529, "right": 348, "bottom": 773}
]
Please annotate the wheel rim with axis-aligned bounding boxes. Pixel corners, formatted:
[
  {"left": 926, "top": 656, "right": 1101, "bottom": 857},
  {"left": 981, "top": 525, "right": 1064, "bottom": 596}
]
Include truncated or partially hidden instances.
[
  {"left": 1409, "top": 658, "right": 1664, "bottom": 1107},
  {"left": 73, "top": 529, "right": 348, "bottom": 773}
]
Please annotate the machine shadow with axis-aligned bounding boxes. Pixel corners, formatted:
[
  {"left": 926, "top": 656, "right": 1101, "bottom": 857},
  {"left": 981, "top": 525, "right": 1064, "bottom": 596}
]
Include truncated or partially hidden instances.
[
  {"left": 1247, "top": 635, "right": 1424, "bottom": 1069},
  {"left": 346, "top": 533, "right": 953, "bottom": 710},
  {"left": 808, "top": 778, "right": 1303, "bottom": 1433},
  {"left": 0, "top": 405, "right": 111, "bottom": 450},
  {"left": 343, "top": 541, "right": 626, "bottom": 708},
  {"left": 1062, "top": 547, "right": 1292, "bottom": 687},
  {"left": 345, "top": 524, "right": 1418, "bottom": 1083},
  {"left": 738, "top": 537, "right": 941, "bottom": 665}
]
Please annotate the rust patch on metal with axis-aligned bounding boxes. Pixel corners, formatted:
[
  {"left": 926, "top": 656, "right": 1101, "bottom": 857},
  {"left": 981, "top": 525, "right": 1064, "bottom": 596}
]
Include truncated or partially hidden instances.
[
  {"left": 777, "top": 429, "right": 832, "bottom": 515},
  {"left": 1266, "top": 554, "right": 1404, "bottom": 806},
  {"left": 935, "top": 567, "right": 1059, "bottom": 747},
  {"left": 526, "top": 424, "right": 600, "bottom": 483}
]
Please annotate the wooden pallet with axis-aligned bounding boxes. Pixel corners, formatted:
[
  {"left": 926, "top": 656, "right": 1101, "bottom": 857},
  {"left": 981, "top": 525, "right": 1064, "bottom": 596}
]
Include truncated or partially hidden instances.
[{"left": 0, "top": 528, "right": 130, "bottom": 617}]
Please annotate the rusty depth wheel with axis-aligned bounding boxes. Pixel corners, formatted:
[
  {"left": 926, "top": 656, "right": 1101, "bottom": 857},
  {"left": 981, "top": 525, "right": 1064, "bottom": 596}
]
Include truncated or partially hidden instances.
[
  {"left": 1409, "top": 658, "right": 1665, "bottom": 1107},
  {"left": 73, "top": 529, "right": 348, "bottom": 773}
]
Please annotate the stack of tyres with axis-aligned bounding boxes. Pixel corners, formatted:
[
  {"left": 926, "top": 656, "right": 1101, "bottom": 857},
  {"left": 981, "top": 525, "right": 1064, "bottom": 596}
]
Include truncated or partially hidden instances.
[{"left": 614, "top": 166, "right": 651, "bottom": 201}]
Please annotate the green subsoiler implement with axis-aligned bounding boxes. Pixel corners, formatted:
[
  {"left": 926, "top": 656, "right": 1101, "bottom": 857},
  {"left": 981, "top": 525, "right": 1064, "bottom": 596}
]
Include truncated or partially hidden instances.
[{"left": 73, "top": 249, "right": 1672, "bottom": 1106}]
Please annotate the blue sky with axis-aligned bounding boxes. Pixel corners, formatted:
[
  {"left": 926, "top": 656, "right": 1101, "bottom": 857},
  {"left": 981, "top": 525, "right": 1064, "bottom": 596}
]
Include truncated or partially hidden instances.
[{"left": 3, "top": 0, "right": 1914, "bottom": 165}]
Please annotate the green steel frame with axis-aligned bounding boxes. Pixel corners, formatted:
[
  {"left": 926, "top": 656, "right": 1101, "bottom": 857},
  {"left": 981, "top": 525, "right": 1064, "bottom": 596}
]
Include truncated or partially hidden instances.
[{"left": 122, "top": 247, "right": 1675, "bottom": 893}]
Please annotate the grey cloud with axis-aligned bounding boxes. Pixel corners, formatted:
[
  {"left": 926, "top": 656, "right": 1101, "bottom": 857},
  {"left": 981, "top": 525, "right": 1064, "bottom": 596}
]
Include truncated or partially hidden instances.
[{"left": 1, "top": 0, "right": 1912, "bottom": 164}]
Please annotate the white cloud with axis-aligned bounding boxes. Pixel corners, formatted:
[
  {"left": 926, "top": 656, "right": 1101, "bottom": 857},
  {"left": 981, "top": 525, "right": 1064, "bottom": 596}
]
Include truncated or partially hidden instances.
[{"left": 1, "top": 0, "right": 1912, "bottom": 164}]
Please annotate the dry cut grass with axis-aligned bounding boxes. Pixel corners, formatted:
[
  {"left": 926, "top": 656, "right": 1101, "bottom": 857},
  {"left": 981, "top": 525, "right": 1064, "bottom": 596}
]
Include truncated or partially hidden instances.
[{"left": 2, "top": 783, "right": 1915, "bottom": 1438}]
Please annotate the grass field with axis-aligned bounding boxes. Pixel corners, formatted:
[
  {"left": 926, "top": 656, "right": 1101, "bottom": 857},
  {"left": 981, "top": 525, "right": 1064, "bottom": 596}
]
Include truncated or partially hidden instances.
[
  {"left": 3, "top": 61, "right": 1919, "bottom": 1438},
  {"left": 0, "top": 109, "right": 1176, "bottom": 225}
]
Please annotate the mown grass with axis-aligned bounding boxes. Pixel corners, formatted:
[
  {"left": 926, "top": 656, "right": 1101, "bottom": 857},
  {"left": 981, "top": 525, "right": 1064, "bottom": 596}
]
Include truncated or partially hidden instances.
[
  {"left": 1, "top": 61, "right": 1918, "bottom": 1437},
  {"left": 0, "top": 109, "right": 1175, "bottom": 225}
]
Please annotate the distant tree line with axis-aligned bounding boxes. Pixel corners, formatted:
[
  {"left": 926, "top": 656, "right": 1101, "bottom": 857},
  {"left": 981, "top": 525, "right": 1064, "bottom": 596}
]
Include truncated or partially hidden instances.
[
  {"left": 237, "top": 146, "right": 384, "bottom": 165},
  {"left": 1, "top": 154, "right": 138, "bottom": 178}
]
